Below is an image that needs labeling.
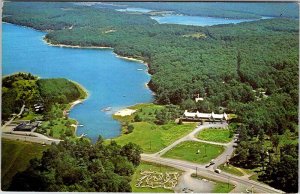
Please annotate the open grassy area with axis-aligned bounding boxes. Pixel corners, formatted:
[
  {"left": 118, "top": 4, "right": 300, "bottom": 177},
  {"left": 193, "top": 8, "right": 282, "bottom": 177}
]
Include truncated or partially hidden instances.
[
  {"left": 131, "top": 161, "right": 182, "bottom": 193},
  {"left": 219, "top": 164, "right": 244, "bottom": 176},
  {"left": 191, "top": 173, "right": 234, "bottom": 193},
  {"left": 162, "top": 141, "right": 224, "bottom": 164},
  {"left": 112, "top": 103, "right": 196, "bottom": 153},
  {"left": 113, "top": 122, "right": 196, "bottom": 153},
  {"left": 197, "top": 128, "right": 232, "bottom": 143},
  {"left": 1, "top": 139, "right": 48, "bottom": 190}
]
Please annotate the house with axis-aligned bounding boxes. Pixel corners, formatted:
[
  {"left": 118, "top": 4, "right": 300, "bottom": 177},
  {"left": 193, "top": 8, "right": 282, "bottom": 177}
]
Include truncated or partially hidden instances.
[{"left": 13, "top": 121, "right": 41, "bottom": 132}]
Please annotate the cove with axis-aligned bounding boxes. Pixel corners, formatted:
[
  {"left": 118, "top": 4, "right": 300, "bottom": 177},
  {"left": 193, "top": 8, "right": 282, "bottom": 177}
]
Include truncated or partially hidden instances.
[{"left": 2, "top": 23, "right": 153, "bottom": 142}]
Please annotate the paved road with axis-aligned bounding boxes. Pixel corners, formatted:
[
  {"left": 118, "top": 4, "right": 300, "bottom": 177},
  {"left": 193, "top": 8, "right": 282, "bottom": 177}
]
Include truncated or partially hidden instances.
[
  {"left": 1, "top": 105, "right": 62, "bottom": 145},
  {"left": 2, "top": 132, "right": 62, "bottom": 145},
  {"left": 141, "top": 154, "right": 282, "bottom": 193},
  {"left": 1, "top": 104, "right": 25, "bottom": 129},
  {"left": 141, "top": 123, "right": 282, "bottom": 193}
]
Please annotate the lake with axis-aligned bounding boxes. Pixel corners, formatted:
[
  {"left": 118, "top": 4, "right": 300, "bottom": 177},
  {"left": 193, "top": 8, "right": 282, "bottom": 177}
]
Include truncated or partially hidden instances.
[
  {"left": 2, "top": 23, "right": 153, "bottom": 142},
  {"left": 151, "top": 15, "right": 268, "bottom": 26},
  {"left": 116, "top": 7, "right": 153, "bottom": 13},
  {"left": 115, "top": 6, "right": 267, "bottom": 26}
]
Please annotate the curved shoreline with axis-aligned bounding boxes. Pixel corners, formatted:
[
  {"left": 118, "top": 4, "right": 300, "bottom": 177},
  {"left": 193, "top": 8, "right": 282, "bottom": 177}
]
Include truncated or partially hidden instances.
[
  {"left": 64, "top": 81, "right": 89, "bottom": 137},
  {"left": 43, "top": 36, "right": 150, "bottom": 72},
  {"left": 5, "top": 22, "right": 154, "bottom": 140}
]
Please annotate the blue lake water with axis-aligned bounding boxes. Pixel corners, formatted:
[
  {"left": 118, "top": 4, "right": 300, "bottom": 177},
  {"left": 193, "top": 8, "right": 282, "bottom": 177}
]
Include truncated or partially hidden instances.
[
  {"left": 2, "top": 23, "right": 153, "bottom": 142},
  {"left": 151, "top": 15, "right": 268, "bottom": 26},
  {"left": 116, "top": 8, "right": 153, "bottom": 13}
]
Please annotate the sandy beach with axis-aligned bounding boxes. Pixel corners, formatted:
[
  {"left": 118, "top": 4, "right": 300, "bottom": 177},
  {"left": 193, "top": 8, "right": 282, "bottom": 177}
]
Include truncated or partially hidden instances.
[{"left": 114, "top": 109, "right": 136, "bottom": 116}]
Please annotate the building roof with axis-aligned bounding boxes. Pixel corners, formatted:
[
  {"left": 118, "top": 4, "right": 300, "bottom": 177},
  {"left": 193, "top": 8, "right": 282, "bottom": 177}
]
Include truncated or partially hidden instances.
[{"left": 183, "top": 110, "right": 228, "bottom": 120}]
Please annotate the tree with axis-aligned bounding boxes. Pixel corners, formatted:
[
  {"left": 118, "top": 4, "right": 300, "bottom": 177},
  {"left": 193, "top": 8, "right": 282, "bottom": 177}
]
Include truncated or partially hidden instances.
[
  {"left": 127, "top": 124, "right": 134, "bottom": 134},
  {"left": 120, "top": 142, "right": 142, "bottom": 166},
  {"left": 270, "top": 134, "right": 280, "bottom": 153},
  {"left": 8, "top": 138, "right": 141, "bottom": 192},
  {"left": 134, "top": 114, "right": 142, "bottom": 122}
]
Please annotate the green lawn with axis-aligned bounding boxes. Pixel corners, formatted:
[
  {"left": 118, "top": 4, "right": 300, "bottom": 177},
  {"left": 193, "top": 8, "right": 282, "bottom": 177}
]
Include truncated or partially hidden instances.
[
  {"left": 1, "top": 139, "right": 48, "bottom": 190},
  {"left": 112, "top": 103, "right": 196, "bottom": 153},
  {"left": 191, "top": 173, "right": 234, "bottom": 193},
  {"left": 113, "top": 122, "right": 196, "bottom": 153},
  {"left": 131, "top": 161, "right": 182, "bottom": 193},
  {"left": 219, "top": 164, "right": 244, "bottom": 176},
  {"left": 197, "top": 128, "right": 232, "bottom": 143},
  {"left": 162, "top": 141, "right": 225, "bottom": 164}
]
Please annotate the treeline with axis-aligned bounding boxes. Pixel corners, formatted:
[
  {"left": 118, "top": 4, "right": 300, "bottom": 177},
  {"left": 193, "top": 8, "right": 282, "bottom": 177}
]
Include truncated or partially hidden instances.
[{"left": 7, "top": 137, "right": 142, "bottom": 192}]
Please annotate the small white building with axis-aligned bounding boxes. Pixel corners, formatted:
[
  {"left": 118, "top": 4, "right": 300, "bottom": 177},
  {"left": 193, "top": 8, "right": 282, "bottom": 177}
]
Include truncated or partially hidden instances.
[{"left": 195, "top": 94, "right": 204, "bottom": 102}]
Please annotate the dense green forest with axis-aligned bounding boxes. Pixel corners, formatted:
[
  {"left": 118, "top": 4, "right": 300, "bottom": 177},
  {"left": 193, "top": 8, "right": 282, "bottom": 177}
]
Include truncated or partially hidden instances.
[
  {"left": 3, "top": 2, "right": 298, "bottom": 192},
  {"left": 2, "top": 73, "right": 84, "bottom": 120},
  {"left": 7, "top": 137, "right": 142, "bottom": 191}
]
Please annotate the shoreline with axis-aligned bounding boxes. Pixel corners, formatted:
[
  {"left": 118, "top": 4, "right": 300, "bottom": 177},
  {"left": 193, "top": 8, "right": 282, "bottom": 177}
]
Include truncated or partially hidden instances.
[
  {"left": 63, "top": 82, "right": 89, "bottom": 137},
  {"left": 43, "top": 36, "right": 151, "bottom": 73},
  {"left": 5, "top": 22, "right": 154, "bottom": 139}
]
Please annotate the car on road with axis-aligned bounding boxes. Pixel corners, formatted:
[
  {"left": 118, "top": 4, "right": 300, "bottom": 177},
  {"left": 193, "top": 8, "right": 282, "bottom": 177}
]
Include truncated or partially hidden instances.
[{"left": 214, "top": 169, "right": 221, "bottom": 174}]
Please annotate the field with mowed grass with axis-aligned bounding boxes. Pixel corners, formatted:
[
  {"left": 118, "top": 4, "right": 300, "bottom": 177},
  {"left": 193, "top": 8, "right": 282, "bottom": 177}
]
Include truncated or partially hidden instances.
[
  {"left": 113, "top": 122, "right": 196, "bottom": 153},
  {"left": 131, "top": 161, "right": 182, "bottom": 193},
  {"left": 197, "top": 128, "right": 232, "bottom": 143},
  {"left": 1, "top": 139, "right": 48, "bottom": 190},
  {"left": 112, "top": 103, "right": 196, "bottom": 153},
  {"left": 162, "top": 141, "right": 224, "bottom": 164},
  {"left": 219, "top": 164, "right": 244, "bottom": 176}
]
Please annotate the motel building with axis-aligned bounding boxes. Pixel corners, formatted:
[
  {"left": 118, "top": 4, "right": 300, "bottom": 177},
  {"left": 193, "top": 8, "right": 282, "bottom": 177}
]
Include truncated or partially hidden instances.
[{"left": 182, "top": 110, "right": 228, "bottom": 122}]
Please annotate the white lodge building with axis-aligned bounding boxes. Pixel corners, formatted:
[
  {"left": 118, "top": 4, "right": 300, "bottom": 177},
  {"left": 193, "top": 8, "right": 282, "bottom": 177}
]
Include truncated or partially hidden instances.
[{"left": 183, "top": 110, "right": 228, "bottom": 121}]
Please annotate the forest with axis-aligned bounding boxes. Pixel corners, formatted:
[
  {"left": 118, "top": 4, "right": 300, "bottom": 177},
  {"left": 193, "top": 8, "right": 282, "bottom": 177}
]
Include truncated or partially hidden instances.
[
  {"left": 2, "top": 73, "right": 84, "bottom": 121},
  {"left": 2, "top": 2, "right": 299, "bottom": 192},
  {"left": 7, "top": 137, "right": 142, "bottom": 192}
]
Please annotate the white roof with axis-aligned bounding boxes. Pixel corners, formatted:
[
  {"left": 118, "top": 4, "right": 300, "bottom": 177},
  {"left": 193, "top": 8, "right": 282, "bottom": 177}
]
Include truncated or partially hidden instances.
[
  {"left": 184, "top": 110, "right": 228, "bottom": 120},
  {"left": 195, "top": 97, "right": 204, "bottom": 102}
]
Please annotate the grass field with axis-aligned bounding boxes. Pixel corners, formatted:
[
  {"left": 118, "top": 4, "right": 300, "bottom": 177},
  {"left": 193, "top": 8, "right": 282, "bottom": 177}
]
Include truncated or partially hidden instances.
[
  {"left": 113, "top": 122, "right": 196, "bottom": 153},
  {"left": 131, "top": 161, "right": 182, "bottom": 193},
  {"left": 219, "top": 164, "right": 244, "bottom": 176},
  {"left": 197, "top": 128, "right": 232, "bottom": 143},
  {"left": 162, "top": 141, "right": 225, "bottom": 164},
  {"left": 112, "top": 103, "right": 196, "bottom": 153},
  {"left": 191, "top": 173, "right": 234, "bottom": 193},
  {"left": 1, "top": 139, "right": 48, "bottom": 190}
]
